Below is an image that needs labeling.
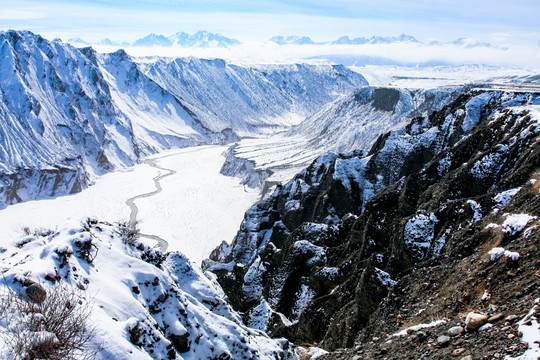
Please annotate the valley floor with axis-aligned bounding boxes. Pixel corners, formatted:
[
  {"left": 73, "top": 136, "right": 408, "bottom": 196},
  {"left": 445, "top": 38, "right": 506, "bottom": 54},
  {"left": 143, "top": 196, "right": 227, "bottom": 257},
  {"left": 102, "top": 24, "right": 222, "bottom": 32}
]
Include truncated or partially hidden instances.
[{"left": 0, "top": 145, "right": 259, "bottom": 265}]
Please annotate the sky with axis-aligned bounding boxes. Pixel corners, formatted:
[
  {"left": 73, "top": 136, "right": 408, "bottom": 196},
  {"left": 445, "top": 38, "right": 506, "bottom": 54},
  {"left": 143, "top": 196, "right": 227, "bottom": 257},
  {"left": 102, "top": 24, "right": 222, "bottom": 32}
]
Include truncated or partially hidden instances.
[{"left": 0, "top": 0, "right": 539, "bottom": 67}]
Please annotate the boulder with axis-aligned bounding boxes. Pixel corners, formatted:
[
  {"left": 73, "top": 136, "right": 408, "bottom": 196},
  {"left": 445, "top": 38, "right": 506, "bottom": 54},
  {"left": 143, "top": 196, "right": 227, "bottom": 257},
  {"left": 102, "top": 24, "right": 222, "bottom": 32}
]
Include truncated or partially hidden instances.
[
  {"left": 26, "top": 283, "right": 47, "bottom": 303},
  {"left": 465, "top": 312, "right": 488, "bottom": 331},
  {"left": 448, "top": 325, "right": 464, "bottom": 337},
  {"left": 437, "top": 335, "right": 451, "bottom": 346}
]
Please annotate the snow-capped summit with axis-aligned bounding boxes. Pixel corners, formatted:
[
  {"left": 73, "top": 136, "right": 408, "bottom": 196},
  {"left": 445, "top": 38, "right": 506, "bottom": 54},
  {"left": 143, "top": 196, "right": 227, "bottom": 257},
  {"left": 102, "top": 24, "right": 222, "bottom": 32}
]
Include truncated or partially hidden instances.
[
  {"left": 169, "top": 31, "right": 241, "bottom": 48},
  {"left": 270, "top": 36, "right": 316, "bottom": 45},
  {"left": 133, "top": 33, "right": 173, "bottom": 47},
  {"left": 132, "top": 31, "right": 240, "bottom": 48},
  {"left": 67, "top": 37, "right": 90, "bottom": 45},
  {"left": 330, "top": 34, "right": 420, "bottom": 45}
]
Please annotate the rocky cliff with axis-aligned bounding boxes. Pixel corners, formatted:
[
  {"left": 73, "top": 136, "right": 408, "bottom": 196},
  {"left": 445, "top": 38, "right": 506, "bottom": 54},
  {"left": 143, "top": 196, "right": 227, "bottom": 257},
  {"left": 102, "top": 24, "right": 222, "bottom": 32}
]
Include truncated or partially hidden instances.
[{"left": 206, "top": 88, "right": 540, "bottom": 358}]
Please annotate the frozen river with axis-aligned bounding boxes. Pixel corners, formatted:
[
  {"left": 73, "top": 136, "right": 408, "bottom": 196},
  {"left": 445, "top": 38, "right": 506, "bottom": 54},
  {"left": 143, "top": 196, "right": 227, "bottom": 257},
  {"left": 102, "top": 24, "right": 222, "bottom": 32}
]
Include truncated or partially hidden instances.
[{"left": 0, "top": 145, "right": 259, "bottom": 265}]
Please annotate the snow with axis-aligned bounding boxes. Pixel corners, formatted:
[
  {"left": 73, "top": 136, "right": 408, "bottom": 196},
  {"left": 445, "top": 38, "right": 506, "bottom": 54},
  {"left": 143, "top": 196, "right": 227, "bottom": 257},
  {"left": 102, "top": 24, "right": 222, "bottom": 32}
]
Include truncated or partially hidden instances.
[
  {"left": 375, "top": 267, "right": 397, "bottom": 290},
  {"left": 432, "top": 228, "right": 451, "bottom": 258},
  {"left": 502, "top": 213, "right": 537, "bottom": 235},
  {"left": 488, "top": 247, "right": 520, "bottom": 261},
  {"left": 0, "top": 31, "right": 368, "bottom": 206},
  {"left": 223, "top": 86, "right": 460, "bottom": 190},
  {"left": 291, "top": 240, "right": 326, "bottom": 266},
  {"left": 462, "top": 92, "right": 495, "bottom": 132},
  {"left": 0, "top": 145, "right": 259, "bottom": 265},
  {"left": 391, "top": 319, "right": 447, "bottom": 337},
  {"left": 470, "top": 144, "right": 508, "bottom": 180},
  {"left": 494, "top": 187, "right": 522, "bottom": 208},
  {"left": 296, "top": 346, "right": 329, "bottom": 359},
  {"left": 247, "top": 301, "right": 272, "bottom": 331},
  {"left": 506, "top": 298, "right": 540, "bottom": 360},
  {"left": 488, "top": 247, "right": 506, "bottom": 261},
  {"left": 467, "top": 200, "right": 483, "bottom": 222},
  {"left": 504, "top": 250, "right": 520, "bottom": 261},
  {"left": 351, "top": 65, "right": 538, "bottom": 89},
  {"left": 0, "top": 220, "right": 293, "bottom": 359},
  {"left": 333, "top": 157, "right": 369, "bottom": 193},
  {"left": 437, "top": 153, "right": 452, "bottom": 176},
  {"left": 242, "top": 256, "right": 266, "bottom": 302},
  {"left": 291, "top": 284, "right": 316, "bottom": 321},
  {"left": 404, "top": 213, "right": 439, "bottom": 260}
]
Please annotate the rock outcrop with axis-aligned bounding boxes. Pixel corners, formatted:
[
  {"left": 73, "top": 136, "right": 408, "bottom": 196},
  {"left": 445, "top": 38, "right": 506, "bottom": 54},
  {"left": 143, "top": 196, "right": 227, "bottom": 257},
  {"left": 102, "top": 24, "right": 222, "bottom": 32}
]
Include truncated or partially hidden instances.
[{"left": 207, "top": 88, "right": 540, "bottom": 357}]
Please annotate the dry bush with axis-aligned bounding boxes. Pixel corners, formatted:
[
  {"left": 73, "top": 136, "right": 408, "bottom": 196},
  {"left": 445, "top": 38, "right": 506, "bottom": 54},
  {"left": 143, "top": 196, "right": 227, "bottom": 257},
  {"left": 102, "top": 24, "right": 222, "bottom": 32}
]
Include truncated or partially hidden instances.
[
  {"left": 117, "top": 220, "right": 140, "bottom": 245},
  {"left": 0, "top": 284, "right": 96, "bottom": 360}
]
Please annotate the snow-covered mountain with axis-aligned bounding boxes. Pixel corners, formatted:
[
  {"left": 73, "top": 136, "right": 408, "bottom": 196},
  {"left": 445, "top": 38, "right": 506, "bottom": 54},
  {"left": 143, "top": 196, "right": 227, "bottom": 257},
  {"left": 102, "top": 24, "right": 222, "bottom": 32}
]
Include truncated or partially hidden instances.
[
  {"left": 132, "top": 31, "right": 241, "bottom": 48},
  {"left": 219, "top": 85, "right": 463, "bottom": 190},
  {"left": 133, "top": 33, "right": 173, "bottom": 47},
  {"left": 169, "top": 31, "right": 241, "bottom": 48},
  {"left": 0, "top": 30, "right": 366, "bottom": 207},
  {"left": 331, "top": 34, "right": 420, "bottom": 45},
  {"left": 268, "top": 34, "right": 500, "bottom": 48},
  {"left": 269, "top": 34, "right": 420, "bottom": 46},
  {"left": 139, "top": 58, "right": 367, "bottom": 135},
  {"left": 0, "top": 31, "right": 211, "bottom": 207},
  {"left": 269, "top": 36, "right": 316, "bottom": 45}
]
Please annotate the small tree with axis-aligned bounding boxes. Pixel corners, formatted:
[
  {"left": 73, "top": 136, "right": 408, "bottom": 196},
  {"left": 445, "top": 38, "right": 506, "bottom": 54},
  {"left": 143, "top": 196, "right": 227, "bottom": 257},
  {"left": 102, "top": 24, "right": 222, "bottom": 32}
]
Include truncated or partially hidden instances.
[{"left": 0, "top": 283, "right": 96, "bottom": 360}]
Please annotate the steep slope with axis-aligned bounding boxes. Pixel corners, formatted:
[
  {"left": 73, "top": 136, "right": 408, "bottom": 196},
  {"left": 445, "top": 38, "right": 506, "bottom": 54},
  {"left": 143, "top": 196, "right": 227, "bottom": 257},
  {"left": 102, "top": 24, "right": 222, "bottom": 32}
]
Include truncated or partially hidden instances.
[
  {"left": 0, "top": 31, "right": 136, "bottom": 206},
  {"left": 0, "top": 31, "right": 209, "bottom": 207},
  {"left": 0, "top": 219, "right": 295, "bottom": 359},
  {"left": 0, "top": 30, "right": 367, "bottom": 207},
  {"left": 139, "top": 58, "right": 368, "bottom": 135},
  {"left": 220, "top": 86, "right": 462, "bottom": 189},
  {"left": 206, "top": 89, "right": 540, "bottom": 357}
]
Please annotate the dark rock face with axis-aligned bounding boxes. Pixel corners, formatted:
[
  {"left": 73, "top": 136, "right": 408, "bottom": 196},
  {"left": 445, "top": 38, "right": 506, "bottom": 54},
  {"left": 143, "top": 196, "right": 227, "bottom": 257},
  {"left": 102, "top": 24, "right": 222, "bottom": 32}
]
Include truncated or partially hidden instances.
[
  {"left": 0, "top": 161, "right": 88, "bottom": 207},
  {"left": 207, "top": 89, "right": 540, "bottom": 353},
  {"left": 371, "top": 88, "right": 401, "bottom": 112}
]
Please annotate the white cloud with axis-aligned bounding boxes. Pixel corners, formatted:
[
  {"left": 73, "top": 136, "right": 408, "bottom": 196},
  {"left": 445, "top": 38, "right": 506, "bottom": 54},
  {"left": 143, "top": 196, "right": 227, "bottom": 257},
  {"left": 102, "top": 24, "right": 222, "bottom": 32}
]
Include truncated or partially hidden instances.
[
  {"left": 102, "top": 41, "right": 539, "bottom": 69},
  {"left": 0, "top": 9, "right": 44, "bottom": 20}
]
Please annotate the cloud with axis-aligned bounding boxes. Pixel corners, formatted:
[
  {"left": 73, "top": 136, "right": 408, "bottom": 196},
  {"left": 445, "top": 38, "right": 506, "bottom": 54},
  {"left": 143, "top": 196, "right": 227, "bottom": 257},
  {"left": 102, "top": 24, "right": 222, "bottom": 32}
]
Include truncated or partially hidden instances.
[
  {"left": 90, "top": 40, "right": 539, "bottom": 69},
  {"left": 0, "top": 9, "right": 44, "bottom": 20}
]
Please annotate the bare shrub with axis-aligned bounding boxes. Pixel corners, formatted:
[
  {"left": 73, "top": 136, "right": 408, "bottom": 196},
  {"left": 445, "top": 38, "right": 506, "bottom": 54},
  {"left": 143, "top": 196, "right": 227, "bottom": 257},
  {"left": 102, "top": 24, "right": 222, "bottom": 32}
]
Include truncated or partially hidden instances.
[
  {"left": 117, "top": 220, "right": 140, "bottom": 245},
  {"left": 0, "top": 283, "right": 96, "bottom": 360},
  {"left": 17, "top": 227, "right": 55, "bottom": 248}
]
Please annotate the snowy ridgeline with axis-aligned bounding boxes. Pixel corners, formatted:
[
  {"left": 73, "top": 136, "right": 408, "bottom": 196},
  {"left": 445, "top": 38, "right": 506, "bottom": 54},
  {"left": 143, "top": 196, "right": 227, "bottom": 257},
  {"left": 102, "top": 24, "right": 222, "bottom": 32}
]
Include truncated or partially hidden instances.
[
  {"left": 0, "top": 219, "right": 296, "bottom": 360},
  {"left": 220, "top": 85, "right": 466, "bottom": 188},
  {"left": 0, "top": 30, "right": 367, "bottom": 207}
]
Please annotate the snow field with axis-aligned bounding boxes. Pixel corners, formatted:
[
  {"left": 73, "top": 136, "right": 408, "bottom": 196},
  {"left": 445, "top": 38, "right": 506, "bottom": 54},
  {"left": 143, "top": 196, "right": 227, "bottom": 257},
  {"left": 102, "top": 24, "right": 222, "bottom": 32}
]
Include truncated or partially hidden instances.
[{"left": 0, "top": 145, "right": 259, "bottom": 265}]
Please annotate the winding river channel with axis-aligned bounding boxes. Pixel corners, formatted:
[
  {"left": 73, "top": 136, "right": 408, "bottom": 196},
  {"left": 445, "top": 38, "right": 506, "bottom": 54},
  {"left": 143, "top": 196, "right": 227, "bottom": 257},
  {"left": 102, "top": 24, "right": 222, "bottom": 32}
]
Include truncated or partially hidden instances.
[{"left": 125, "top": 158, "right": 175, "bottom": 252}]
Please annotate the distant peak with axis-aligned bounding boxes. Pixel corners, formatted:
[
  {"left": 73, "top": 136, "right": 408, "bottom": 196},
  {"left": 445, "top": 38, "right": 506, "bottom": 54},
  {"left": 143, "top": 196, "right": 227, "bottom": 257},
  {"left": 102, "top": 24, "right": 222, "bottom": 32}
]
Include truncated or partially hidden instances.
[
  {"left": 269, "top": 35, "right": 315, "bottom": 45},
  {"left": 133, "top": 31, "right": 240, "bottom": 48}
]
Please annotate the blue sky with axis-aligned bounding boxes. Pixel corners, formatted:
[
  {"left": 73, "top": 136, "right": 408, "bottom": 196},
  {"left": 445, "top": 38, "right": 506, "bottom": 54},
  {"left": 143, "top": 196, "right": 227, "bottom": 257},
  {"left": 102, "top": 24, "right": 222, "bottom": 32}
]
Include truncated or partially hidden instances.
[{"left": 1, "top": 0, "right": 538, "bottom": 44}]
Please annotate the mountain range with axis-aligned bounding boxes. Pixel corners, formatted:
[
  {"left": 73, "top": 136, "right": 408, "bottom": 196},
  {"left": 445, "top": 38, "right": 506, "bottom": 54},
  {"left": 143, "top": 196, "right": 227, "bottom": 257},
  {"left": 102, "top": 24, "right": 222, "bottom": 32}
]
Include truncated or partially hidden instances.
[
  {"left": 69, "top": 31, "right": 241, "bottom": 48},
  {"left": 0, "top": 29, "right": 539, "bottom": 360},
  {"left": 68, "top": 32, "right": 502, "bottom": 50},
  {"left": 269, "top": 33, "right": 502, "bottom": 49},
  {"left": 0, "top": 30, "right": 366, "bottom": 207},
  {"left": 207, "top": 88, "right": 540, "bottom": 357}
]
